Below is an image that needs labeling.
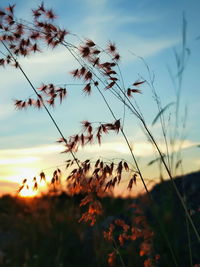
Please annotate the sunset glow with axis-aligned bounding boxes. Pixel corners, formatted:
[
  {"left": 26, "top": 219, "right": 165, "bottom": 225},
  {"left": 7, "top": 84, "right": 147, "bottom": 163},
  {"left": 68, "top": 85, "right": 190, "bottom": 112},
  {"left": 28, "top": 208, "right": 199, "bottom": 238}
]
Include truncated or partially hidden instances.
[
  {"left": 8, "top": 167, "right": 52, "bottom": 198},
  {"left": 19, "top": 185, "right": 38, "bottom": 198},
  {"left": 0, "top": 1, "right": 199, "bottom": 266},
  {"left": 0, "top": 0, "right": 199, "bottom": 198}
]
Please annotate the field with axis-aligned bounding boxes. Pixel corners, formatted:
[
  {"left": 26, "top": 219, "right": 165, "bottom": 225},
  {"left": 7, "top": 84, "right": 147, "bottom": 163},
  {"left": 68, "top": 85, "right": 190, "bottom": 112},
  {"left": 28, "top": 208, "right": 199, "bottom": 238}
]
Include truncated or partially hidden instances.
[{"left": 0, "top": 171, "right": 199, "bottom": 267}]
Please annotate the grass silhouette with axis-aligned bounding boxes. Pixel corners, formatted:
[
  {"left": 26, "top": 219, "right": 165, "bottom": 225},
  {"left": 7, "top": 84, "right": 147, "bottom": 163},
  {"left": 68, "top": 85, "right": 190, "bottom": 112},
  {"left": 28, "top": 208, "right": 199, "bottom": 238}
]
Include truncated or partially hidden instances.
[{"left": 0, "top": 3, "right": 199, "bottom": 266}]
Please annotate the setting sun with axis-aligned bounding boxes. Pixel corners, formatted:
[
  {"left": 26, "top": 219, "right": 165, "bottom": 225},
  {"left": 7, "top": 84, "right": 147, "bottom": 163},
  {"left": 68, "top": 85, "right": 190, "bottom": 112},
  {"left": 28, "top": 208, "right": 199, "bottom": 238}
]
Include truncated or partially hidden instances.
[
  {"left": 17, "top": 171, "right": 51, "bottom": 198},
  {"left": 19, "top": 185, "right": 38, "bottom": 198},
  {"left": 0, "top": 1, "right": 199, "bottom": 266}
]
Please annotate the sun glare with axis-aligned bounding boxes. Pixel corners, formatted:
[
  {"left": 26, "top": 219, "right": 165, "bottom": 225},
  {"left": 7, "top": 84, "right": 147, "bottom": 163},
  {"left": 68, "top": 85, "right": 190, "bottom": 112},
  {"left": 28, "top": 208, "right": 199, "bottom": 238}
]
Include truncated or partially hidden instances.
[
  {"left": 15, "top": 168, "right": 50, "bottom": 198},
  {"left": 19, "top": 186, "right": 38, "bottom": 198}
]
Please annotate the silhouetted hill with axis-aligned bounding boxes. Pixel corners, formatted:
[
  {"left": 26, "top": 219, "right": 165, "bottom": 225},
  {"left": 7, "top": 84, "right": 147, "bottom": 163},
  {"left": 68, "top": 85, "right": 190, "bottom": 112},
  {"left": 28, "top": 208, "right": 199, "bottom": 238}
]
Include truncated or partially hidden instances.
[
  {"left": 151, "top": 170, "right": 200, "bottom": 205},
  {"left": 141, "top": 171, "right": 200, "bottom": 266}
]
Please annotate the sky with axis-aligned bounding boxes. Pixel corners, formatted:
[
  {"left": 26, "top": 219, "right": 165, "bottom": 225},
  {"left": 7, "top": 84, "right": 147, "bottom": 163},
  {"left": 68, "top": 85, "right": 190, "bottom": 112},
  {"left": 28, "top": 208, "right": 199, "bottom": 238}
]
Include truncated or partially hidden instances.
[{"left": 0, "top": 0, "right": 200, "bottom": 196}]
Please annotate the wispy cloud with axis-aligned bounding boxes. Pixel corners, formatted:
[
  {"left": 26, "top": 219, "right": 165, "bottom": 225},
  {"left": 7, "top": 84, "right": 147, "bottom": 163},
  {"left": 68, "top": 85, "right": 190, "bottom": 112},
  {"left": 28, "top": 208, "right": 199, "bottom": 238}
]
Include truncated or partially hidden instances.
[
  {"left": 84, "top": 13, "right": 160, "bottom": 26},
  {"left": 0, "top": 139, "right": 196, "bottom": 164},
  {"left": 81, "top": 13, "right": 179, "bottom": 61},
  {"left": 0, "top": 144, "right": 64, "bottom": 181},
  {"left": 0, "top": 103, "right": 15, "bottom": 119},
  {"left": 78, "top": 0, "right": 179, "bottom": 61},
  {"left": 82, "top": 139, "right": 198, "bottom": 157},
  {"left": 1, "top": 169, "right": 42, "bottom": 184},
  {"left": 119, "top": 35, "right": 180, "bottom": 62},
  {"left": 0, "top": 157, "right": 40, "bottom": 165},
  {"left": 0, "top": 180, "right": 19, "bottom": 195},
  {"left": 0, "top": 144, "right": 63, "bottom": 157},
  {"left": 21, "top": 47, "right": 72, "bottom": 65},
  {"left": 0, "top": 46, "right": 74, "bottom": 94},
  {"left": 19, "top": 46, "right": 75, "bottom": 79}
]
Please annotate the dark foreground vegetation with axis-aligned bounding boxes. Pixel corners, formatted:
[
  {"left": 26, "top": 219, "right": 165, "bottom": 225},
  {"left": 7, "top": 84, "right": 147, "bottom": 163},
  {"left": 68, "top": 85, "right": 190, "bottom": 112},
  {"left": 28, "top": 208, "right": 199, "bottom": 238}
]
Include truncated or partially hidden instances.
[{"left": 0, "top": 171, "right": 199, "bottom": 267}]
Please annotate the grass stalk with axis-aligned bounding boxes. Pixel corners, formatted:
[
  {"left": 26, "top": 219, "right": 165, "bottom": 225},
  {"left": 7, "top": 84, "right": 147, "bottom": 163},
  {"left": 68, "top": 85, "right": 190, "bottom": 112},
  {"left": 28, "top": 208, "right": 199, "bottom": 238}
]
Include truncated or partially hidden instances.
[{"left": 1, "top": 40, "right": 80, "bottom": 168}]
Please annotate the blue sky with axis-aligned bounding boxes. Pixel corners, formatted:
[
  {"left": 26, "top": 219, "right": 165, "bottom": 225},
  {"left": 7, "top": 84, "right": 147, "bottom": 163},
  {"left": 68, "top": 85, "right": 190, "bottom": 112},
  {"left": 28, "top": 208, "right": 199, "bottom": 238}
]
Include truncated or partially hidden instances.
[{"left": 0, "top": 0, "right": 200, "bottom": 196}]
